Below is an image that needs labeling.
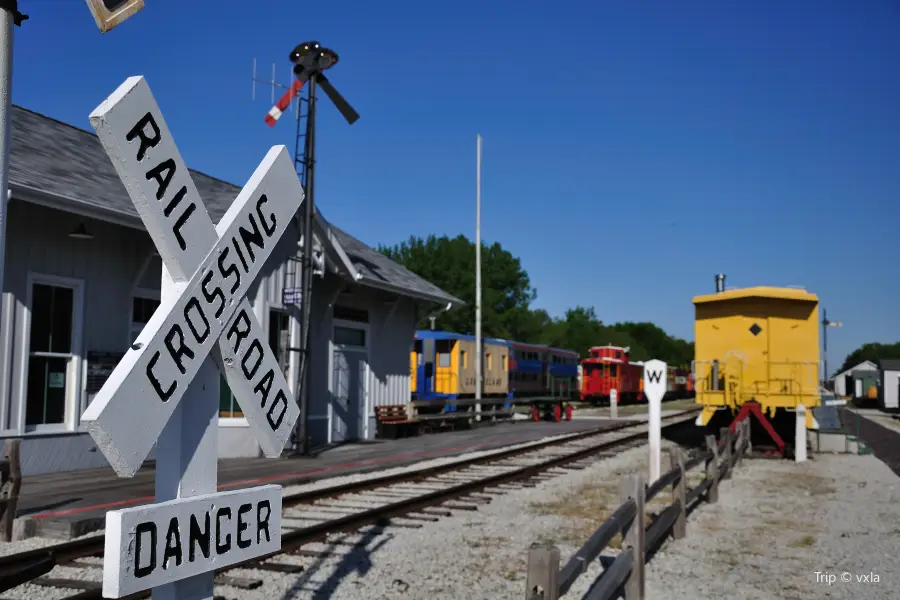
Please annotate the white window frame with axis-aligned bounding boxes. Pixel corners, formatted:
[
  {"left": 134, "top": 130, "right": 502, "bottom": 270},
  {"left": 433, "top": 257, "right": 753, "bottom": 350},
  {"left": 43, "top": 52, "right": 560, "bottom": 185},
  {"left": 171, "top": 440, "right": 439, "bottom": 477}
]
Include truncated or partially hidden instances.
[
  {"left": 327, "top": 317, "right": 370, "bottom": 444},
  {"left": 20, "top": 273, "right": 85, "bottom": 434}
]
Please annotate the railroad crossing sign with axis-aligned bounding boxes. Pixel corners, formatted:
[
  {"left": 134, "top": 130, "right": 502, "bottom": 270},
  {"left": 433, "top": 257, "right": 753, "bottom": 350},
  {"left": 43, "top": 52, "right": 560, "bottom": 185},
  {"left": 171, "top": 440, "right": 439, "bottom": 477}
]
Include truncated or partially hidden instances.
[
  {"left": 83, "top": 76, "right": 302, "bottom": 478},
  {"left": 81, "top": 76, "right": 305, "bottom": 598},
  {"left": 643, "top": 359, "right": 667, "bottom": 485}
]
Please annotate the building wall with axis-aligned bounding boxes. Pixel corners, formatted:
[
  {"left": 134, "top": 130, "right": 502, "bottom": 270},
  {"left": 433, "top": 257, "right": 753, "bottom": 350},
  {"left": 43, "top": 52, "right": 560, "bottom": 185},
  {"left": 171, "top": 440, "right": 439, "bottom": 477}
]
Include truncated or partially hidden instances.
[
  {"left": 0, "top": 200, "right": 421, "bottom": 474},
  {"left": 882, "top": 370, "right": 900, "bottom": 410}
]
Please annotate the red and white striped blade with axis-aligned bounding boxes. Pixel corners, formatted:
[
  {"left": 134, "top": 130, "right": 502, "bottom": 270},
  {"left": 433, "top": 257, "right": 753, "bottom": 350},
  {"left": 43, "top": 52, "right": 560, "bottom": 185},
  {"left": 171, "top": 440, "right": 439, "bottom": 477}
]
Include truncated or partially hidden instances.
[{"left": 264, "top": 80, "right": 304, "bottom": 127}]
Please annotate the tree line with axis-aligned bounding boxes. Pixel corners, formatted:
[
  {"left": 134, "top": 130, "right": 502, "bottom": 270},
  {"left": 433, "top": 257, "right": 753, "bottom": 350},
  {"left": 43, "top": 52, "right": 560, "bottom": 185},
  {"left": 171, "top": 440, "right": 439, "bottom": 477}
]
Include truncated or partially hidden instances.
[
  {"left": 837, "top": 342, "right": 900, "bottom": 375},
  {"left": 379, "top": 234, "right": 695, "bottom": 367}
]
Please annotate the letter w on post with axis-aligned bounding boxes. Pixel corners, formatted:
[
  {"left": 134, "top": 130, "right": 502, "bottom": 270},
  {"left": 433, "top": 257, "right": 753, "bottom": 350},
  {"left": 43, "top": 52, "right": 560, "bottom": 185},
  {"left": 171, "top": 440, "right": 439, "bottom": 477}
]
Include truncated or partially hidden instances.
[{"left": 82, "top": 76, "right": 302, "bottom": 476}]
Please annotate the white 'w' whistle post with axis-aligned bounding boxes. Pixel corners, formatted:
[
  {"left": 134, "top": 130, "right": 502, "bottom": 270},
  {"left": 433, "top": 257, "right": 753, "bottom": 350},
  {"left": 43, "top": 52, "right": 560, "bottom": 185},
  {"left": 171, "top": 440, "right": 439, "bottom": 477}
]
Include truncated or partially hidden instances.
[
  {"left": 642, "top": 359, "right": 667, "bottom": 485},
  {"left": 81, "top": 76, "right": 304, "bottom": 600}
]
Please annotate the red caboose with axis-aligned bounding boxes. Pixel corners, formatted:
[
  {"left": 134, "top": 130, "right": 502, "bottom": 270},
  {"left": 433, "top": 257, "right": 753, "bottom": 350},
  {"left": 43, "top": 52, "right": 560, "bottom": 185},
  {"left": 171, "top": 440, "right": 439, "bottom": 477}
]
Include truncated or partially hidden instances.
[{"left": 580, "top": 345, "right": 645, "bottom": 404}]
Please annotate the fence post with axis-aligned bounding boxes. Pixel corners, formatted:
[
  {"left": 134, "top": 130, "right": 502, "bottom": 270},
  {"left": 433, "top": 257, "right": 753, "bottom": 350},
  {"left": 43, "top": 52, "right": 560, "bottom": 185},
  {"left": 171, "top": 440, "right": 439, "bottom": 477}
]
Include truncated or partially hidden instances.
[
  {"left": 668, "top": 447, "right": 686, "bottom": 539},
  {"left": 619, "top": 473, "right": 645, "bottom": 600},
  {"left": 0, "top": 439, "right": 21, "bottom": 542},
  {"left": 525, "top": 542, "right": 560, "bottom": 600},
  {"left": 704, "top": 434, "right": 720, "bottom": 504},
  {"left": 720, "top": 427, "right": 733, "bottom": 479}
]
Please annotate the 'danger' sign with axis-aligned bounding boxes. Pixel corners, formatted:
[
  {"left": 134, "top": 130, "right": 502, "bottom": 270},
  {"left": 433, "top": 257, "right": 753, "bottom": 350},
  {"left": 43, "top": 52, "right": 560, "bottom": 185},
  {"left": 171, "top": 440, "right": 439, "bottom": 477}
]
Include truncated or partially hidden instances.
[
  {"left": 103, "top": 485, "right": 283, "bottom": 597},
  {"left": 82, "top": 77, "right": 304, "bottom": 478}
]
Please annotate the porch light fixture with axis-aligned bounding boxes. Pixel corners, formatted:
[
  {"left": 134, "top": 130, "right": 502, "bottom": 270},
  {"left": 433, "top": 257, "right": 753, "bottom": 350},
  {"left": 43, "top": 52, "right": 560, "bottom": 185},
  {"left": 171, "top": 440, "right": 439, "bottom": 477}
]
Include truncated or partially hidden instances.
[{"left": 68, "top": 223, "right": 94, "bottom": 240}]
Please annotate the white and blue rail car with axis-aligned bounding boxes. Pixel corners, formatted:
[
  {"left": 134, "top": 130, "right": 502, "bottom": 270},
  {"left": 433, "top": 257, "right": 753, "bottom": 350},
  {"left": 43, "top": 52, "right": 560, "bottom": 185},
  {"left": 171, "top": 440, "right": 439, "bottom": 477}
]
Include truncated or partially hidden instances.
[{"left": 410, "top": 330, "right": 580, "bottom": 421}]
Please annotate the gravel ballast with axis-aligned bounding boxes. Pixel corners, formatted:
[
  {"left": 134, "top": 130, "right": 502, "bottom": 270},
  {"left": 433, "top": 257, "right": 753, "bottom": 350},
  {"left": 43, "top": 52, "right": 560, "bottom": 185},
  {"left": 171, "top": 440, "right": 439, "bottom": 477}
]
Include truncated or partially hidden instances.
[
  {"left": 6, "top": 424, "right": 895, "bottom": 600},
  {"left": 644, "top": 453, "right": 900, "bottom": 600}
]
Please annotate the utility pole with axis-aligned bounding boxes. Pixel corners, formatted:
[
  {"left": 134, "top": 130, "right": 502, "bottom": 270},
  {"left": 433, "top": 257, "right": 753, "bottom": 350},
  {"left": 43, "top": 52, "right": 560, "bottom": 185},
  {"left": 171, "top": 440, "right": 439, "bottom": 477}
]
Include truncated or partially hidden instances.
[
  {"left": 822, "top": 308, "right": 842, "bottom": 385},
  {"left": 474, "top": 134, "right": 482, "bottom": 422},
  {"left": 0, "top": 2, "right": 25, "bottom": 345}
]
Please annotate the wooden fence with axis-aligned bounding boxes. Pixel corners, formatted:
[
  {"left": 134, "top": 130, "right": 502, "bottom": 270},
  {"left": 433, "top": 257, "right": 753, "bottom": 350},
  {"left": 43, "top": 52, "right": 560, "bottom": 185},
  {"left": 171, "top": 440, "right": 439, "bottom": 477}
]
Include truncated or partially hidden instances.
[{"left": 524, "top": 420, "right": 751, "bottom": 600}]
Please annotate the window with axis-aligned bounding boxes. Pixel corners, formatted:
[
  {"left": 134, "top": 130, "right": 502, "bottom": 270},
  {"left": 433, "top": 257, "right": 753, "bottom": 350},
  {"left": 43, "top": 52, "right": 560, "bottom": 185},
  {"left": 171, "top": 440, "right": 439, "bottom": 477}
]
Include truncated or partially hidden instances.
[
  {"left": 438, "top": 352, "right": 451, "bottom": 368},
  {"left": 486, "top": 353, "right": 493, "bottom": 370},
  {"left": 461, "top": 351, "right": 468, "bottom": 369},
  {"left": 502, "top": 355, "right": 508, "bottom": 370},
  {"left": 335, "top": 325, "right": 366, "bottom": 347},
  {"left": 609, "top": 364, "right": 618, "bottom": 378},
  {"left": 268, "top": 309, "right": 290, "bottom": 364},
  {"left": 27, "top": 283, "right": 75, "bottom": 427},
  {"left": 219, "top": 374, "right": 244, "bottom": 419},
  {"left": 333, "top": 305, "right": 369, "bottom": 323},
  {"left": 131, "top": 295, "right": 160, "bottom": 343}
]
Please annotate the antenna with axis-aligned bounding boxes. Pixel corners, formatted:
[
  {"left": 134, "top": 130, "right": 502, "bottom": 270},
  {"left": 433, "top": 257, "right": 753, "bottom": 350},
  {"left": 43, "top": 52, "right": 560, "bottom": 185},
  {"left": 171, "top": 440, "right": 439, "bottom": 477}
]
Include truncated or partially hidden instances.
[{"left": 252, "top": 41, "right": 359, "bottom": 458}]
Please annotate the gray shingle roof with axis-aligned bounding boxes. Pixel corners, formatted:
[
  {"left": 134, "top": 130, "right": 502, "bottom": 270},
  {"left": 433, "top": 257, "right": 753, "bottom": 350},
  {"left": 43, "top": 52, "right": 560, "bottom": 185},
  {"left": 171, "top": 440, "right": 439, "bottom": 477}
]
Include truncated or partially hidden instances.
[
  {"left": 9, "top": 105, "right": 462, "bottom": 307},
  {"left": 879, "top": 359, "right": 900, "bottom": 372}
]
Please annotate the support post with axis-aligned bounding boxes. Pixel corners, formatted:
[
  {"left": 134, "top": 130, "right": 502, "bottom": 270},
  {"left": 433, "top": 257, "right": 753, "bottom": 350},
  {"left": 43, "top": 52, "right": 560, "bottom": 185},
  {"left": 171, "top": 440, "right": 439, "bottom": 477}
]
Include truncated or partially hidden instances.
[
  {"left": 0, "top": 2, "right": 21, "bottom": 338},
  {"left": 524, "top": 542, "right": 559, "bottom": 600},
  {"left": 668, "top": 447, "right": 686, "bottom": 539},
  {"left": 744, "top": 418, "right": 752, "bottom": 455},
  {"left": 153, "top": 269, "right": 219, "bottom": 600},
  {"left": 0, "top": 439, "right": 20, "bottom": 542},
  {"left": 795, "top": 405, "right": 807, "bottom": 463},
  {"left": 720, "top": 427, "right": 732, "bottom": 479},
  {"left": 619, "top": 473, "right": 645, "bottom": 600},
  {"left": 704, "top": 434, "right": 720, "bottom": 504},
  {"left": 610, "top": 389, "right": 618, "bottom": 419},
  {"left": 474, "top": 133, "right": 482, "bottom": 423}
]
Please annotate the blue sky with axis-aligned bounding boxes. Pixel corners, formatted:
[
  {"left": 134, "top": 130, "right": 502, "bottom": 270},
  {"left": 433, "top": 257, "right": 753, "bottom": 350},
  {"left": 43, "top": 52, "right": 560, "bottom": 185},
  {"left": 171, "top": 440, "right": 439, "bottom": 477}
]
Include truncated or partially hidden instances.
[{"left": 12, "top": 0, "right": 900, "bottom": 373}]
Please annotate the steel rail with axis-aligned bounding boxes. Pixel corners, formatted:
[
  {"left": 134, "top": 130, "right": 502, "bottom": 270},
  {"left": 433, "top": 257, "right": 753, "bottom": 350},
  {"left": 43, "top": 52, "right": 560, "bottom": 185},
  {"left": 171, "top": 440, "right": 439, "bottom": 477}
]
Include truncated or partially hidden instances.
[{"left": 0, "top": 408, "right": 700, "bottom": 598}]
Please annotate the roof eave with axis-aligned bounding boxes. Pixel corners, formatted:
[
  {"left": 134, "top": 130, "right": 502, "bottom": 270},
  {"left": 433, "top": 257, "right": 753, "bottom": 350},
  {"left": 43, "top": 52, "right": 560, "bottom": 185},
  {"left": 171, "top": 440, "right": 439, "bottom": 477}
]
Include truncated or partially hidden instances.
[{"left": 354, "top": 274, "right": 464, "bottom": 308}]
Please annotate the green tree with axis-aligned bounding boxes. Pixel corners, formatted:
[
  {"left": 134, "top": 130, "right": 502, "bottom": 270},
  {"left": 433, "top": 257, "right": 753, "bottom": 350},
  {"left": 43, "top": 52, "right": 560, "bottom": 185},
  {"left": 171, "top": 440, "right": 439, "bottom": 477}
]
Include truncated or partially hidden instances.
[
  {"left": 379, "top": 234, "right": 536, "bottom": 339},
  {"left": 837, "top": 342, "right": 900, "bottom": 374}
]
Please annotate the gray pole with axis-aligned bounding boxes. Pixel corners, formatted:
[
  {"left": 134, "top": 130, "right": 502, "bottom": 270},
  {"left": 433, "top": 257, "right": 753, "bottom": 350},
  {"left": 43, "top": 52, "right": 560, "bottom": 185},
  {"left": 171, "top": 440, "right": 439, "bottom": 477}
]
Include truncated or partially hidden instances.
[
  {"left": 474, "top": 134, "right": 482, "bottom": 422},
  {"left": 297, "top": 75, "right": 317, "bottom": 455},
  {"left": 0, "top": 4, "right": 22, "bottom": 330}
]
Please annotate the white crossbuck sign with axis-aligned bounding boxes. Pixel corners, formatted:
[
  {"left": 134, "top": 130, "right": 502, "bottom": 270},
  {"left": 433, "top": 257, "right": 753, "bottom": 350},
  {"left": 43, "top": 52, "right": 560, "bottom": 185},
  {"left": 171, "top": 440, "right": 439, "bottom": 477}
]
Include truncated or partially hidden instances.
[{"left": 81, "top": 76, "right": 303, "bottom": 478}]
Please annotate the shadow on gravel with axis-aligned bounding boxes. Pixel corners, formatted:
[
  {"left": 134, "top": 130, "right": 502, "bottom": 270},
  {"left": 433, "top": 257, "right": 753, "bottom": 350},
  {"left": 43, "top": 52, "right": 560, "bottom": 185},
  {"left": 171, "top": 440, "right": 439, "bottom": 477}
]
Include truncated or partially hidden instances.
[{"left": 280, "top": 525, "right": 393, "bottom": 600}]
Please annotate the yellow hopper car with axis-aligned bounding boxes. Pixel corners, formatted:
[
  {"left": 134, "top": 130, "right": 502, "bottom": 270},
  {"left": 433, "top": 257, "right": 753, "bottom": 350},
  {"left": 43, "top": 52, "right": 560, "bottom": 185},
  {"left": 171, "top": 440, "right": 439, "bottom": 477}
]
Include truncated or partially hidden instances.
[{"left": 693, "top": 281, "right": 821, "bottom": 455}]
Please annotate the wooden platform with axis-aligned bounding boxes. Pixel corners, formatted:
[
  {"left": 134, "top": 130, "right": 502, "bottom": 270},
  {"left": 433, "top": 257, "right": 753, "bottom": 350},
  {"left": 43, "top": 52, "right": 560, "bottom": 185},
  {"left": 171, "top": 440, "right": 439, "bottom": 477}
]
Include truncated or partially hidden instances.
[{"left": 10, "top": 419, "right": 618, "bottom": 541}]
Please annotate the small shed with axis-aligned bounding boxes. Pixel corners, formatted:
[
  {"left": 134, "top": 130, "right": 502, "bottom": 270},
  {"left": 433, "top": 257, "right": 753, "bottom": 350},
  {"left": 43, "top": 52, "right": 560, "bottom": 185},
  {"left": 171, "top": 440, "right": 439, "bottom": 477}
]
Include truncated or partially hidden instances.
[
  {"left": 879, "top": 359, "right": 900, "bottom": 411},
  {"left": 832, "top": 360, "right": 877, "bottom": 397}
]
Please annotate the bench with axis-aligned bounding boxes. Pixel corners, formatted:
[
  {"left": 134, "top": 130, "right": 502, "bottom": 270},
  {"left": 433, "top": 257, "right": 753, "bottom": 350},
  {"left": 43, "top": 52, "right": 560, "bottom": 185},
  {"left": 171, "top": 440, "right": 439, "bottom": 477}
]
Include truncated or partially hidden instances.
[{"left": 375, "top": 405, "right": 417, "bottom": 439}]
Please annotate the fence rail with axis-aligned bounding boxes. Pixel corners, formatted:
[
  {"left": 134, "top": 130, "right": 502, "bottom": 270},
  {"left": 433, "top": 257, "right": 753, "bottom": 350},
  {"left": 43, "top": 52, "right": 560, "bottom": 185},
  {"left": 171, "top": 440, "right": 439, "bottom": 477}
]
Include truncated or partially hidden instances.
[{"left": 525, "top": 420, "right": 751, "bottom": 600}]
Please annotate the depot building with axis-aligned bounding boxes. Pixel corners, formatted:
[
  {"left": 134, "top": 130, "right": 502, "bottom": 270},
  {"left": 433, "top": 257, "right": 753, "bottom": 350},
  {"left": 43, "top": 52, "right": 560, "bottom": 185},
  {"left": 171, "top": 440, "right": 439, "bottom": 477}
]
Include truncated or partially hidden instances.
[{"left": 0, "top": 105, "right": 463, "bottom": 476}]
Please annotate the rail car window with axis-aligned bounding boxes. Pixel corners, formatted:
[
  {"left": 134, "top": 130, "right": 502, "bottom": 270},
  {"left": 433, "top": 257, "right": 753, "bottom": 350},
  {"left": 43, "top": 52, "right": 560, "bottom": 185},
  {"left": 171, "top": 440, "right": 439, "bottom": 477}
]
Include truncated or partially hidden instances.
[
  {"left": 503, "top": 355, "right": 508, "bottom": 370},
  {"left": 486, "top": 353, "right": 493, "bottom": 370},
  {"left": 435, "top": 340, "right": 452, "bottom": 367},
  {"left": 609, "top": 364, "right": 618, "bottom": 377},
  {"left": 461, "top": 351, "right": 467, "bottom": 368}
]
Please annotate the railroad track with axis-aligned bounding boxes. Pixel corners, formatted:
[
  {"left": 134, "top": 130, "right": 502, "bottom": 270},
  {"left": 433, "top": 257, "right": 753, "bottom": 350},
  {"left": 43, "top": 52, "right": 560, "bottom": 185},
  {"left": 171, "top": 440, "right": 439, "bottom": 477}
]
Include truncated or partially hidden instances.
[{"left": 0, "top": 409, "right": 700, "bottom": 600}]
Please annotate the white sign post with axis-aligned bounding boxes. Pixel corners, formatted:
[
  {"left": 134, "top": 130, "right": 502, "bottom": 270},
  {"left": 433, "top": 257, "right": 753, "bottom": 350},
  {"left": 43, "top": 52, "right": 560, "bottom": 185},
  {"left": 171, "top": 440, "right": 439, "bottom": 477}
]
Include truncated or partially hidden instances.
[
  {"left": 642, "top": 359, "right": 667, "bottom": 485},
  {"left": 81, "top": 76, "right": 305, "bottom": 600},
  {"left": 610, "top": 388, "right": 618, "bottom": 419}
]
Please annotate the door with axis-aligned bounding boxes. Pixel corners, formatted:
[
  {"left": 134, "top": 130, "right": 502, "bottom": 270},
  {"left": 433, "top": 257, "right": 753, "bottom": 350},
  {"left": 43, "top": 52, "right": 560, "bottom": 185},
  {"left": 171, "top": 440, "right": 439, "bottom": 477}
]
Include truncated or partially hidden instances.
[
  {"left": 741, "top": 315, "right": 769, "bottom": 394},
  {"left": 331, "top": 347, "right": 366, "bottom": 442}
]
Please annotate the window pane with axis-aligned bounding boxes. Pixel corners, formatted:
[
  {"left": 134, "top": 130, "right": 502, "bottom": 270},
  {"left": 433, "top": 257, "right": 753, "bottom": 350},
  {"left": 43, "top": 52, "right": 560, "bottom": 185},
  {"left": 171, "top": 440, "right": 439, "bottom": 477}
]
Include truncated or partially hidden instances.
[
  {"left": 334, "top": 326, "right": 365, "bottom": 347},
  {"left": 26, "top": 355, "right": 68, "bottom": 425},
  {"left": 30, "top": 284, "right": 74, "bottom": 353},
  {"left": 133, "top": 297, "right": 160, "bottom": 324},
  {"left": 219, "top": 374, "right": 243, "bottom": 418},
  {"left": 437, "top": 353, "right": 450, "bottom": 368},
  {"left": 268, "top": 310, "right": 289, "bottom": 360}
]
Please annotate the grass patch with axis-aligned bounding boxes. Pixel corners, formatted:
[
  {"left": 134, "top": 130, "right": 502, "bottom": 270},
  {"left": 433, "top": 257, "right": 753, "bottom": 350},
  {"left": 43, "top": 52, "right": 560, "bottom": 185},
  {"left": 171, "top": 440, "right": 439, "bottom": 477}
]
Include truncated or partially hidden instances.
[{"left": 789, "top": 535, "right": 816, "bottom": 548}]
